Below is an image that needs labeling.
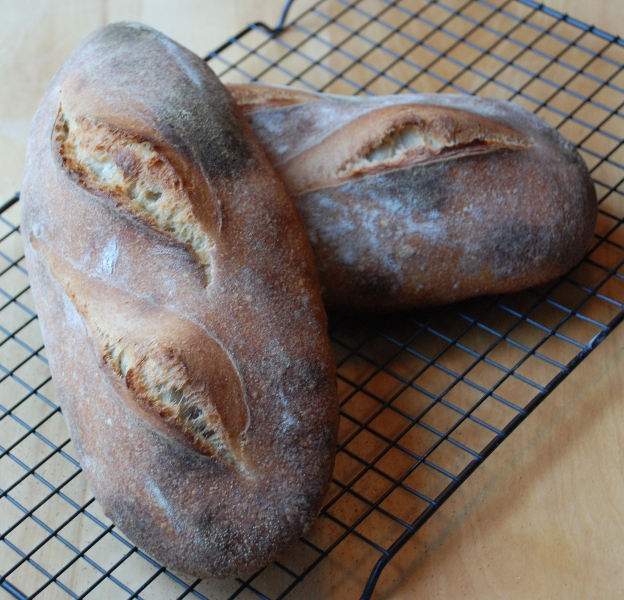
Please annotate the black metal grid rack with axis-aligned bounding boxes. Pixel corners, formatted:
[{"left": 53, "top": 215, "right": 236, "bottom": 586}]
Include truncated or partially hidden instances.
[{"left": 2, "top": 0, "right": 624, "bottom": 598}]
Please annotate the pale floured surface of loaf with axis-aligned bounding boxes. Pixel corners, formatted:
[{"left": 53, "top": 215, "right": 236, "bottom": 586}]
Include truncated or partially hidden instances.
[
  {"left": 230, "top": 83, "right": 597, "bottom": 311},
  {"left": 21, "top": 26, "right": 338, "bottom": 578}
]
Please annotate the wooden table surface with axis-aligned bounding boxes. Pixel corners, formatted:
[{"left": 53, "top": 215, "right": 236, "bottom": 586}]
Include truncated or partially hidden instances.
[{"left": 1, "top": 1, "right": 623, "bottom": 599}]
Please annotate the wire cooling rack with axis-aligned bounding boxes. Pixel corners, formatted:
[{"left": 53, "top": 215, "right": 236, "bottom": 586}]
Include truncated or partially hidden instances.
[{"left": 2, "top": 0, "right": 624, "bottom": 598}]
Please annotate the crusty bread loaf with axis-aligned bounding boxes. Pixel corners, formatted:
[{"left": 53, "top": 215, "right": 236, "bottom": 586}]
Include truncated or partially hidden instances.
[
  {"left": 229, "top": 83, "right": 597, "bottom": 311},
  {"left": 20, "top": 24, "right": 338, "bottom": 578}
]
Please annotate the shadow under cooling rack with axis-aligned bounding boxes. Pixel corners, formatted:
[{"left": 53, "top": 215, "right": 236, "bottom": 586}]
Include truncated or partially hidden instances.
[{"left": 2, "top": 0, "right": 624, "bottom": 598}]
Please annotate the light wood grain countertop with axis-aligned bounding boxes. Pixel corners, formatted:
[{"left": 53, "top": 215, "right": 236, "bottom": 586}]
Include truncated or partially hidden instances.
[{"left": 1, "top": 1, "right": 623, "bottom": 598}]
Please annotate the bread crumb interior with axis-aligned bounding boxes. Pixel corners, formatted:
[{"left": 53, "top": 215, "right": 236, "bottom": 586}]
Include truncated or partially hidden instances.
[
  {"left": 343, "top": 117, "right": 529, "bottom": 176},
  {"left": 102, "top": 331, "right": 240, "bottom": 467},
  {"left": 55, "top": 109, "right": 214, "bottom": 285}
]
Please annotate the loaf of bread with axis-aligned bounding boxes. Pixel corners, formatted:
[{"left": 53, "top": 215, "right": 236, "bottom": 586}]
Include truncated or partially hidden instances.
[
  {"left": 20, "top": 24, "right": 339, "bottom": 578},
  {"left": 229, "top": 83, "right": 597, "bottom": 311}
]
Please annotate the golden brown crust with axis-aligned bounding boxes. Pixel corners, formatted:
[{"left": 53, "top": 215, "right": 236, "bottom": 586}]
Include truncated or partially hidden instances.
[
  {"left": 21, "top": 25, "right": 338, "bottom": 578},
  {"left": 229, "top": 83, "right": 597, "bottom": 311},
  {"left": 231, "top": 82, "right": 318, "bottom": 111}
]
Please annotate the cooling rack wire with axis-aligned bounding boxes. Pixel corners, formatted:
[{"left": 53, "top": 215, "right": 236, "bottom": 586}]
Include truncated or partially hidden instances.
[{"left": 1, "top": 0, "right": 624, "bottom": 598}]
